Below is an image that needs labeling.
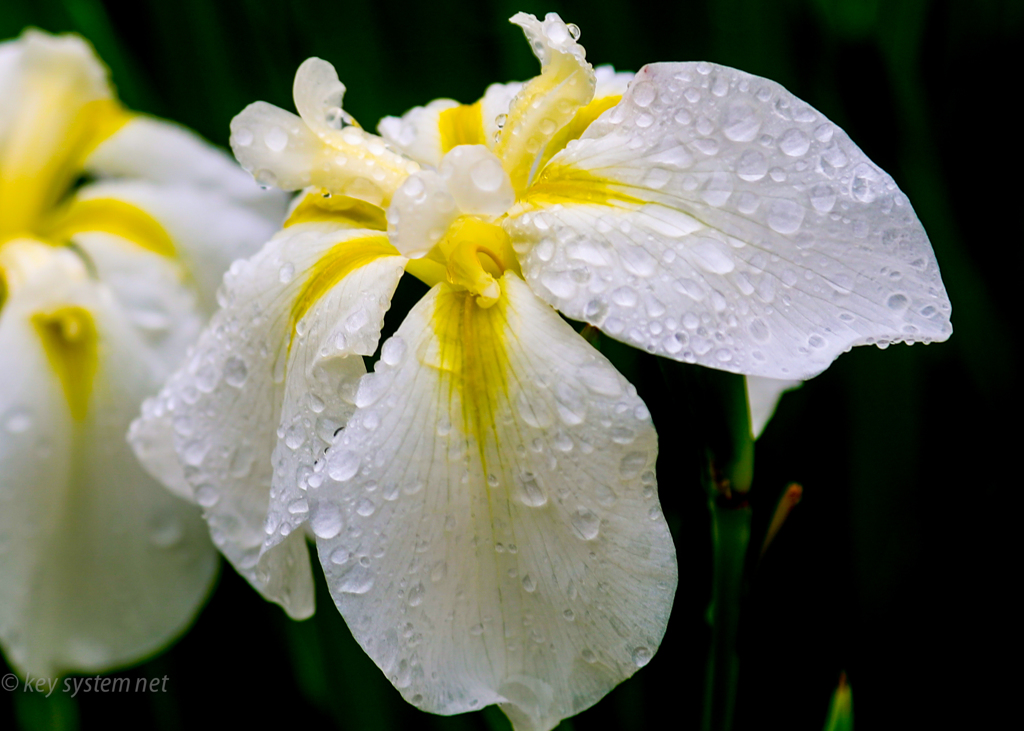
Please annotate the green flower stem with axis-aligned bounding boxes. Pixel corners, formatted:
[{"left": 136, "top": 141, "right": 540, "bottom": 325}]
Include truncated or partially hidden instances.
[
  {"left": 703, "top": 497, "right": 751, "bottom": 731},
  {"left": 659, "top": 359, "right": 754, "bottom": 731}
]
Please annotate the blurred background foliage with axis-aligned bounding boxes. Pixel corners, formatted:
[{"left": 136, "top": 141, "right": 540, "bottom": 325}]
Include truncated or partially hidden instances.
[{"left": 1, "top": 0, "right": 1018, "bottom": 729}]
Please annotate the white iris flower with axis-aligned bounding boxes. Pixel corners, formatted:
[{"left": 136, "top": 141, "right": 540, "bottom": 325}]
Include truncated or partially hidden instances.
[
  {"left": 130, "top": 11, "right": 951, "bottom": 731},
  {"left": 0, "top": 29, "right": 285, "bottom": 677}
]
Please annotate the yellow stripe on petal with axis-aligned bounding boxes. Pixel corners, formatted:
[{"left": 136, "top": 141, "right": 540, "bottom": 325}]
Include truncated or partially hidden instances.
[
  {"left": 0, "top": 95, "right": 130, "bottom": 237},
  {"left": 494, "top": 13, "right": 596, "bottom": 195},
  {"left": 32, "top": 306, "right": 99, "bottom": 421},
  {"left": 289, "top": 235, "right": 399, "bottom": 347},
  {"left": 431, "top": 281, "right": 510, "bottom": 467},
  {"left": 284, "top": 190, "right": 388, "bottom": 230},
  {"left": 42, "top": 197, "right": 176, "bottom": 257},
  {"left": 518, "top": 164, "right": 644, "bottom": 210},
  {"left": 533, "top": 94, "right": 621, "bottom": 174},
  {"left": 438, "top": 102, "right": 485, "bottom": 154}
]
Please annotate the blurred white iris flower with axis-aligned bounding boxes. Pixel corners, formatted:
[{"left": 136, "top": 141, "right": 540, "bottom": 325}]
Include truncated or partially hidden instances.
[
  {"left": 130, "top": 11, "right": 950, "bottom": 731},
  {"left": 0, "top": 29, "right": 285, "bottom": 677}
]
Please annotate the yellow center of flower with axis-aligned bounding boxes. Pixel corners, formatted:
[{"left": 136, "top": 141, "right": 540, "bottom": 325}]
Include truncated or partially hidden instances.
[{"left": 0, "top": 33, "right": 170, "bottom": 421}]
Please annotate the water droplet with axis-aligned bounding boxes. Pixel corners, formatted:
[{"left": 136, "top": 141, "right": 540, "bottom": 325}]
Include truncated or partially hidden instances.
[
  {"left": 566, "top": 23, "right": 581, "bottom": 40},
  {"left": 632, "top": 81, "right": 656, "bottom": 108},
  {"left": 767, "top": 199, "right": 805, "bottom": 234},
  {"left": 3, "top": 407, "right": 32, "bottom": 433},
  {"left": 887, "top": 293, "right": 909, "bottom": 310},
  {"left": 408, "top": 582, "right": 425, "bottom": 606},
  {"left": 355, "top": 498, "right": 375, "bottom": 517},
  {"left": 312, "top": 503, "right": 344, "bottom": 538},
  {"left": 255, "top": 169, "right": 277, "bottom": 188},
  {"left": 223, "top": 356, "right": 248, "bottom": 388},
  {"left": 337, "top": 567, "right": 374, "bottom": 594},
  {"left": 582, "top": 649, "right": 597, "bottom": 663},
  {"left": 619, "top": 451, "right": 647, "bottom": 478},
  {"left": 470, "top": 157, "right": 505, "bottom": 192},
  {"left": 736, "top": 150, "right": 768, "bottom": 181},
  {"left": 632, "top": 646, "right": 653, "bottom": 667},
  {"left": 329, "top": 546, "right": 350, "bottom": 564},
  {"left": 381, "top": 336, "right": 406, "bottom": 365},
  {"left": 516, "top": 473, "right": 548, "bottom": 507},
  {"left": 431, "top": 560, "right": 447, "bottom": 582},
  {"left": 264, "top": 127, "right": 288, "bottom": 152},
  {"left": 195, "top": 484, "right": 219, "bottom": 507},
  {"left": 571, "top": 507, "right": 600, "bottom": 540},
  {"left": 233, "top": 128, "right": 254, "bottom": 146},
  {"left": 810, "top": 184, "right": 836, "bottom": 213},
  {"left": 521, "top": 574, "right": 536, "bottom": 592},
  {"left": 328, "top": 450, "right": 360, "bottom": 482},
  {"left": 779, "top": 128, "right": 810, "bottom": 156}
]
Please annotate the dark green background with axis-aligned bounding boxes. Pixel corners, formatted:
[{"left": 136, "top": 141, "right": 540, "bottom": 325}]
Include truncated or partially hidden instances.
[{"left": 1, "top": 0, "right": 1018, "bottom": 729}]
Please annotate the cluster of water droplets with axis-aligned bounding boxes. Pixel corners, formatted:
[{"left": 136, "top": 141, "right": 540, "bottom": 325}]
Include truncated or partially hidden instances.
[
  {"left": 309, "top": 278, "right": 675, "bottom": 721},
  {"left": 509, "top": 60, "right": 951, "bottom": 380}
]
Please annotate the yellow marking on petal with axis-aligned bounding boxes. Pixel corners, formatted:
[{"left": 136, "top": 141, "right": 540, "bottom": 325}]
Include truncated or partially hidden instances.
[
  {"left": 494, "top": 15, "right": 596, "bottom": 195},
  {"left": 41, "top": 197, "right": 176, "bottom": 257},
  {"left": 432, "top": 281, "right": 510, "bottom": 467},
  {"left": 533, "top": 94, "right": 621, "bottom": 173},
  {"left": 439, "top": 102, "right": 485, "bottom": 154},
  {"left": 518, "top": 165, "right": 645, "bottom": 210},
  {"left": 0, "top": 97, "right": 130, "bottom": 236},
  {"left": 284, "top": 190, "right": 387, "bottom": 230},
  {"left": 0, "top": 268, "right": 7, "bottom": 314},
  {"left": 289, "top": 235, "right": 399, "bottom": 348},
  {"left": 32, "top": 306, "right": 99, "bottom": 421}
]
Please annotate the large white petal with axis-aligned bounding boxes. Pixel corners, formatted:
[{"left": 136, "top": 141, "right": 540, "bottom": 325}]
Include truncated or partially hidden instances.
[
  {"left": 507, "top": 62, "right": 952, "bottom": 380},
  {"left": 0, "top": 245, "right": 216, "bottom": 677},
  {"left": 84, "top": 115, "right": 289, "bottom": 219},
  {"left": 128, "top": 226, "right": 403, "bottom": 618},
  {"left": 75, "top": 180, "right": 282, "bottom": 313},
  {"left": 315, "top": 274, "right": 677, "bottom": 731}
]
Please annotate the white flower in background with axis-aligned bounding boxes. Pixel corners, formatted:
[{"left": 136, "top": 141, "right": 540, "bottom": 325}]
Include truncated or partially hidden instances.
[
  {"left": 0, "top": 29, "right": 285, "bottom": 677},
  {"left": 131, "top": 10, "right": 951, "bottom": 731}
]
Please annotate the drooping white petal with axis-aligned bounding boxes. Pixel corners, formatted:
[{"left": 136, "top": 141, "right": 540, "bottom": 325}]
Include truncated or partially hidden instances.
[
  {"left": 264, "top": 255, "right": 405, "bottom": 569},
  {"left": 0, "top": 244, "right": 216, "bottom": 677},
  {"left": 128, "top": 226, "right": 403, "bottom": 618},
  {"left": 507, "top": 62, "right": 952, "bottom": 380},
  {"left": 746, "top": 376, "right": 801, "bottom": 439},
  {"left": 73, "top": 180, "right": 282, "bottom": 313},
  {"left": 84, "top": 115, "right": 289, "bottom": 217},
  {"left": 378, "top": 98, "right": 460, "bottom": 168},
  {"left": 315, "top": 274, "right": 676, "bottom": 731}
]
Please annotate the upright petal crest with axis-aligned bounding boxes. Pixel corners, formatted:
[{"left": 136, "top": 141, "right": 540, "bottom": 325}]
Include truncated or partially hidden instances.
[
  {"left": 494, "top": 13, "right": 596, "bottom": 194},
  {"left": 230, "top": 58, "right": 419, "bottom": 207}
]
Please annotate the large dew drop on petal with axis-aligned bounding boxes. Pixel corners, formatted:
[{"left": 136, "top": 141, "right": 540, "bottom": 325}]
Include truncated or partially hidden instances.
[{"left": 314, "top": 274, "right": 676, "bottom": 731}]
